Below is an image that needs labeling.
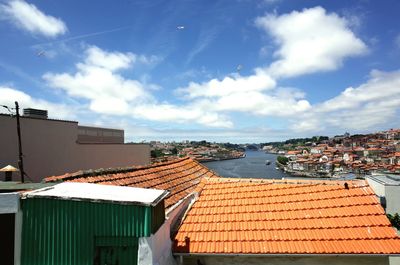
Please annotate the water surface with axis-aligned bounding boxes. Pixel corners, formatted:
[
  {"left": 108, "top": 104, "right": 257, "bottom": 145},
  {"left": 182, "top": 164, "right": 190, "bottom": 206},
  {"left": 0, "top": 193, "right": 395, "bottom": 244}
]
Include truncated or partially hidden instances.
[{"left": 203, "top": 150, "right": 291, "bottom": 179}]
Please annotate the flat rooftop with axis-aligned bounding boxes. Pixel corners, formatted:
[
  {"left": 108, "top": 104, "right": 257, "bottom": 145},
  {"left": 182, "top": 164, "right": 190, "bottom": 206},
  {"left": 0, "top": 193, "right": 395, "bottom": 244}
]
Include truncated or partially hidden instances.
[
  {"left": 23, "top": 182, "right": 169, "bottom": 206},
  {"left": 0, "top": 181, "right": 54, "bottom": 193},
  {"left": 367, "top": 174, "right": 400, "bottom": 186}
]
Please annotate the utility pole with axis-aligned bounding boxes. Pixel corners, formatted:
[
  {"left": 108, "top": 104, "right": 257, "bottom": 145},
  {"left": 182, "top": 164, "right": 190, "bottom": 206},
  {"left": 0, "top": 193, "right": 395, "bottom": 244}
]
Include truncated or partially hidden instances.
[{"left": 15, "top": 101, "right": 25, "bottom": 183}]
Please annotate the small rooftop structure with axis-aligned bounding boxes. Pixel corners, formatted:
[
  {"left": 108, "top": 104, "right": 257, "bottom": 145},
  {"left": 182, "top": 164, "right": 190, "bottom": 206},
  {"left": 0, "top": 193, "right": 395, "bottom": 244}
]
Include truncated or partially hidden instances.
[
  {"left": 0, "top": 181, "right": 53, "bottom": 193},
  {"left": 23, "top": 108, "right": 48, "bottom": 119},
  {"left": 20, "top": 182, "right": 170, "bottom": 265},
  {"left": 0, "top": 165, "right": 19, "bottom": 182},
  {"left": 24, "top": 182, "right": 169, "bottom": 207},
  {"left": 0, "top": 165, "right": 19, "bottom": 172}
]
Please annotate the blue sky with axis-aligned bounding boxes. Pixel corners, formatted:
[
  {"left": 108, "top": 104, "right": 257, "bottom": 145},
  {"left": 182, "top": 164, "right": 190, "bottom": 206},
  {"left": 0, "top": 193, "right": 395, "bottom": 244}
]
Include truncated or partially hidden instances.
[{"left": 0, "top": 0, "right": 399, "bottom": 143}]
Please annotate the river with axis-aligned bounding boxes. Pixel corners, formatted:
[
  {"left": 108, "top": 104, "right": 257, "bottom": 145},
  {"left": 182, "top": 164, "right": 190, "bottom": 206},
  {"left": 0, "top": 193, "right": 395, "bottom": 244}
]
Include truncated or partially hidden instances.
[{"left": 202, "top": 150, "right": 292, "bottom": 179}]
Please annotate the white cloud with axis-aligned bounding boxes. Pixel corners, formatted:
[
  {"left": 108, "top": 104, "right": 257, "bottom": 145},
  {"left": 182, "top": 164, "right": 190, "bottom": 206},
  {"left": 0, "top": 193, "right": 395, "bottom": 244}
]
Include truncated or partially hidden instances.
[
  {"left": 43, "top": 45, "right": 232, "bottom": 127},
  {"left": 176, "top": 67, "right": 310, "bottom": 117},
  {"left": 255, "top": 6, "right": 367, "bottom": 78},
  {"left": 318, "top": 70, "right": 400, "bottom": 112},
  {"left": 0, "top": 0, "right": 67, "bottom": 37},
  {"left": 186, "top": 26, "right": 220, "bottom": 65},
  {"left": 133, "top": 104, "right": 233, "bottom": 128},
  {"left": 0, "top": 86, "right": 75, "bottom": 119},
  {"left": 84, "top": 46, "right": 135, "bottom": 71},
  {"left": 214, "top": 90, "right": 310, "bottom": 116},
  {"left": 174, "top": 6, "right": 370, "bottom": 124},
  {"left": 177, "top": 68, "right": 276, "bottom": 99},
  {"left": 290, "top": 70, "right": 400, "bottom": 132},
  {"left": 43, "top": 46, "right": 154, "bottom": 115}
]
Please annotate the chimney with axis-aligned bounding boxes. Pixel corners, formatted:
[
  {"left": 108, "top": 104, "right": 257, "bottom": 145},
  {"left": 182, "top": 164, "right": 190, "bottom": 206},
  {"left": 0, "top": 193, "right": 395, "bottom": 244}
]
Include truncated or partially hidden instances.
[
  {"left": 23, "top": 108, "right": 48, "bottom": 119},
  {"left": 0, "top": 165, "right": 19, "bottom": 181}
]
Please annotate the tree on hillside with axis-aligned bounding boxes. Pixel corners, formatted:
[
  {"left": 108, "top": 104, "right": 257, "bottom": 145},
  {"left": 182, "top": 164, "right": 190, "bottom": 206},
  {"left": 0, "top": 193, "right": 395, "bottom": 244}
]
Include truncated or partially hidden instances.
[{"left": 277, "top": 156, "right": 289, "bottom": 165}]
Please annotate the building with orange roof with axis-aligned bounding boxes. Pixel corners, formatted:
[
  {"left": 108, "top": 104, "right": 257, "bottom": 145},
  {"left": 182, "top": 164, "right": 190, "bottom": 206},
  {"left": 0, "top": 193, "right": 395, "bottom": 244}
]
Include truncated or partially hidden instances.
[
  {"left": 5, "top": 157, "right": 221, "bottom": 265},
  {"left": 44, "top": 156, "right": 220, "bottom": 211},
  {"left": 173, "top": 178, "right": 400, "bottom": 265}
]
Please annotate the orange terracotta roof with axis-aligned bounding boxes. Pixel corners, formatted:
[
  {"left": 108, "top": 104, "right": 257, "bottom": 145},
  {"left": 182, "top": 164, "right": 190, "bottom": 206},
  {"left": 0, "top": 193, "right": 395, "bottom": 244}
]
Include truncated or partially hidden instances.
[
  {"left": 173, "top": 178, "right": 400, "bottom": 255},
  {"left": 44, "top": 157, "right": 220, "bottom": 210},
  {"left": 287, "top": 150, "right": 301, "bottom": 155}
]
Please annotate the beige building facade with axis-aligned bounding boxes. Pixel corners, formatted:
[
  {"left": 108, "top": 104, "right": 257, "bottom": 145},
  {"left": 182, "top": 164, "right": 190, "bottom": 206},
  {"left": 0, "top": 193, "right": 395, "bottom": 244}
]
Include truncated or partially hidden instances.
[{"left": 0, "top": 114, "right": 150, "bottom": 182}]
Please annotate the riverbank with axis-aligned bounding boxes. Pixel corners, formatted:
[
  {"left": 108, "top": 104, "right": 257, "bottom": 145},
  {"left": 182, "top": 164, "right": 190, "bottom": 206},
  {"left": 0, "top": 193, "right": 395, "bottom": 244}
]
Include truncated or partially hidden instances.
[
  {"left": 203, "top": 150, "right": 293, "bottom": 179},
  {"left": 197, "top": 153, "right": 246, "bottom": 162}
]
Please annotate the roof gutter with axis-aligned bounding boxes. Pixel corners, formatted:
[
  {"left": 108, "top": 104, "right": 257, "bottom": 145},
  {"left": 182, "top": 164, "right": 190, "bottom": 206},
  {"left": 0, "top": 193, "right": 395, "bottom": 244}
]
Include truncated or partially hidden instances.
[{"left": 173, "top": 253, "right": 400, "bottom": 257}]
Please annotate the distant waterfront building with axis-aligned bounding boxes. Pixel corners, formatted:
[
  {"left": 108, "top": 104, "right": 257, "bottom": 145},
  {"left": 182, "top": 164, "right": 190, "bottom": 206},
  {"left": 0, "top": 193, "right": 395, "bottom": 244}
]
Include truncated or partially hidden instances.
[
  {"left": 0, "top": 109, "right": 150, "bottom": 182},
  {"left": 2, "top": 156, "right": 400, "bottom": 265}
]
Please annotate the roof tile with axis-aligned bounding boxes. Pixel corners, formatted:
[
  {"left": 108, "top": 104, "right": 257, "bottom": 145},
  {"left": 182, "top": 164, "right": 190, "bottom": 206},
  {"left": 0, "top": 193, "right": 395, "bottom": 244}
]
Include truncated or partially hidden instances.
[
  {"left": 173, "top": 178, "right": 400, "bottom": 255},
  {"left": 44, "top": 157, "right": 219, "bottom": 210}
]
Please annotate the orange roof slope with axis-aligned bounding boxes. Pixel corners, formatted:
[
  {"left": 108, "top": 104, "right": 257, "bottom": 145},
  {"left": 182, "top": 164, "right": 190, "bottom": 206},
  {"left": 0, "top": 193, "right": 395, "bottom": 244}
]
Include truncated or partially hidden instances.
[
  {"left": 173, "top": 178, "right": 400, "bottom": 255},
  {"left": 44, "top": 157, "right": 220, "bottom": 209}
]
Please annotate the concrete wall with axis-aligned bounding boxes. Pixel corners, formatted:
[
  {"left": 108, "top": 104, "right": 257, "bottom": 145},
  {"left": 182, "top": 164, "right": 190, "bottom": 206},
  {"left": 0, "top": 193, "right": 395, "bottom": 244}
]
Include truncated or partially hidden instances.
[
  {"left": 366, "top": 177, "right": 400, "bottom": 215},
  {"left": 77, "top": 125, "right": 124, "bottom": 144},
  {"left": 179, "top": 255, "right": 389, "bottom": 265},
  {"left": 0, "top": 115, "right": 150, "bottom": 182},
  {"left": 137, "top": 194, "right": 197, "bottom": 265},
  {"left": 367, "top": 178, "right": 386, "bottom": 198},
  {"left": 385, "top": 185, "right": 400, "bottom": 214}
]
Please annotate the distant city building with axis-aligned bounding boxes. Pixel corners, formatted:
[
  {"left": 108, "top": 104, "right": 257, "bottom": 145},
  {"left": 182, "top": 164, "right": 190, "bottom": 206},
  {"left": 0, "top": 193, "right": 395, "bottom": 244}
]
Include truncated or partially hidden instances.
[
  {"left": 0, "top": 109, "right": 150, "bottom": 182},
  {"left": 1, "top": 157, "right": 400, "bottom": 265}
]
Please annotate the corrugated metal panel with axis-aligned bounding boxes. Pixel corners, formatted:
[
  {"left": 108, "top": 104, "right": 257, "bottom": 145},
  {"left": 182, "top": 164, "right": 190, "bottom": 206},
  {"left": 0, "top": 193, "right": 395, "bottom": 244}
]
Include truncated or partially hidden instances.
[{"left": 21, "top": 198, "right": 153, "bottom": 265}]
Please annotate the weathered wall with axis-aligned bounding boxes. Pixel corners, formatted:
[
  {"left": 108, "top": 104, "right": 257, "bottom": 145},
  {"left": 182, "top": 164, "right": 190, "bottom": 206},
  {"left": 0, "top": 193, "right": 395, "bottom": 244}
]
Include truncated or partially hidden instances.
[
  {"left": 179, "top": 255, "right": 389, "bottom": 265},
  {"left": 366, "top": 177, "right": 400, "bottom": 215},
  {"left": 385, "top": 185, "right": 400, "bottom": 215},
  {"left": 0, "top": 115, "right": 150, "bottom": 182},
  {"left": 137, "top": 194, "right": 197, "bottom": 265},
  {"left": 366, "top": 178, "right": 386, "bottom": 197}
]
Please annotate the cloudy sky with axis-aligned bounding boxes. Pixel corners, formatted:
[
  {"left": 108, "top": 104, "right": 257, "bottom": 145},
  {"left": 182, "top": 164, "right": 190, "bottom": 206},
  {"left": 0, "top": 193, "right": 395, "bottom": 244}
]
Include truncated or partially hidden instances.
[{"left": 0, "top": 0, "right": 399, "bottom": 143}]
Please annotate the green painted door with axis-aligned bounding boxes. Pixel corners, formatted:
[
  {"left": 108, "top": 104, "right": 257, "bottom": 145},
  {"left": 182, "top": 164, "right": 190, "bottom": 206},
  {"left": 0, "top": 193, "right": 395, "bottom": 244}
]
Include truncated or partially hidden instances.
[{"left": 96, "top": 246, "right": 137, "bottom": 265}]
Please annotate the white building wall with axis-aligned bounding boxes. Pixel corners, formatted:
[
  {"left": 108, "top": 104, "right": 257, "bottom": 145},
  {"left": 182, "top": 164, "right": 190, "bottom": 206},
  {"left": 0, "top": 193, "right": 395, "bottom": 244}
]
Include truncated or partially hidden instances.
[
  {"left": 180, "top": 255, "right": 389, "bottom": 265},
  {"left": 366, "top": 178, "right": 386, "bottom": 198},
  {"left": 138, "top": 194, "right": 197, "bottom": 265},
  {"left": 385, "top": 186, "right": 400, "bottom": 214}
]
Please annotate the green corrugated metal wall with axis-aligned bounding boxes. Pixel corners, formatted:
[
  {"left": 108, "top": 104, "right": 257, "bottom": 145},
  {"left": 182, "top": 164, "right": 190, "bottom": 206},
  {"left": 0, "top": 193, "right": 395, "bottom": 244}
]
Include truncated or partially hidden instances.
[{"left": 21, "top": 198, "right": 154, "bottom": 265}]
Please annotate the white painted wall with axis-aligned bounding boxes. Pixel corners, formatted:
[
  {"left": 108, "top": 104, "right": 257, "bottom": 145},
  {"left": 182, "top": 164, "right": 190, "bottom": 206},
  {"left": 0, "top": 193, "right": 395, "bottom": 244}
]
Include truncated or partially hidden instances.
[
  {"left": 385, "top": 186, "right": 400, "bottom": 214},
  {"left": 179, "top": 255, "right": 389, "bottom": 265},
  {"left": 366, "top": 177, "right": 400, "bottom": 215},
  {"left": 138, "top": 194, "right": 197, "bottom": 265},
  {"left": 366, "top": 178, "right": 386, "bottom": 197}
]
